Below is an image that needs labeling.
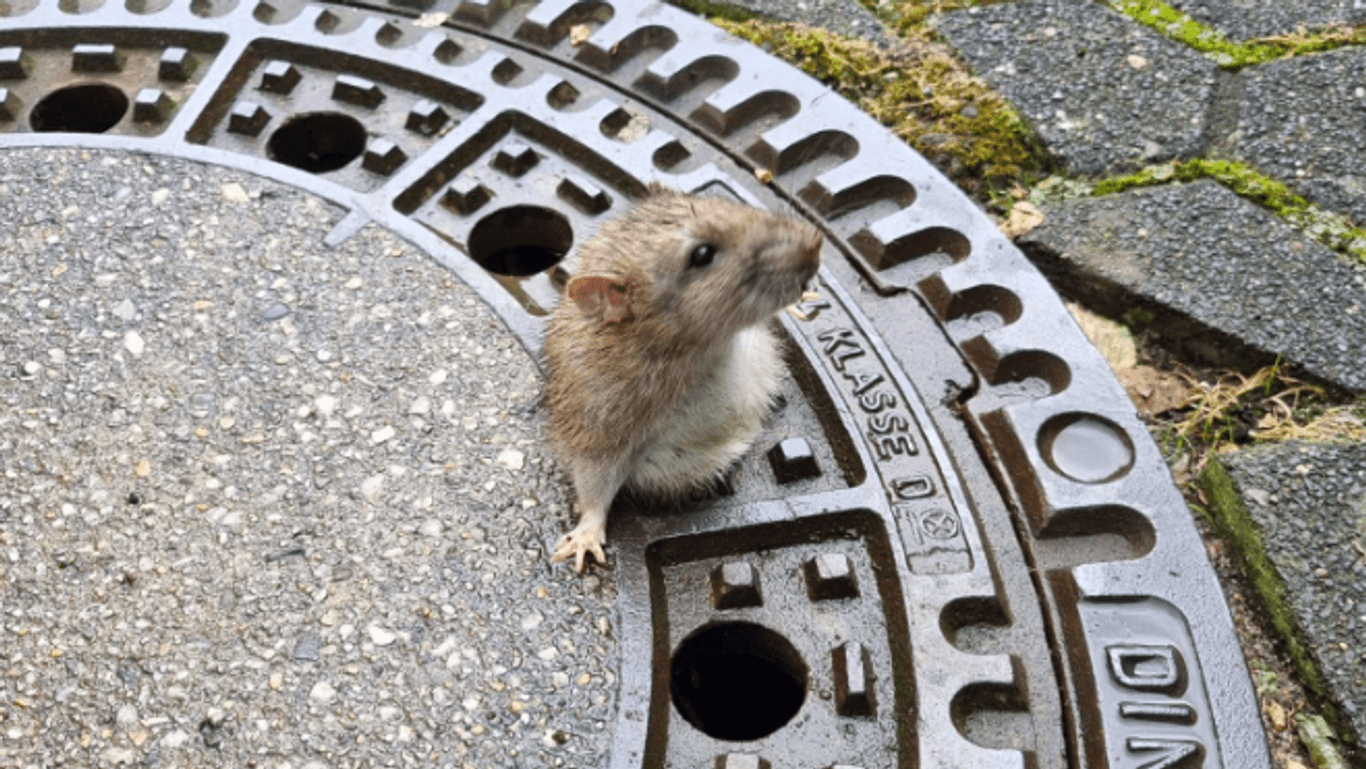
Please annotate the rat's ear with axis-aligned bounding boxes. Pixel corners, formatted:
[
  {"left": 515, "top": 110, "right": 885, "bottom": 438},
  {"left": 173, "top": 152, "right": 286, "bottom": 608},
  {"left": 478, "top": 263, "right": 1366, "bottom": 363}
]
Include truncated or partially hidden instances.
[
  {"left": 566, "top": 274, "right": 633, "bottom": 323},
  {"left": 646, "top": 181, "right": 676, "bottom": 198}
]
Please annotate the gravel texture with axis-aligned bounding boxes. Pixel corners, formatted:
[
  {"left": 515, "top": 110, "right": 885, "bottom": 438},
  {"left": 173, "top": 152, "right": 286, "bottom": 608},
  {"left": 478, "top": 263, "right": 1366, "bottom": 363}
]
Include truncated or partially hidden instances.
[
  {"left": 934, "top": 0, "right": 1220, "bottom": 176},
  {"left": 0, "top": 149, "right": 618, "bottom": 768},
  {"left": 1220, "top": 441, "right": 1366, "bottom": 741},
  {"left": 1165, "top": 0, "right": 1366, "bottom": 41},
  {"left": 1020, "top": 179, "right": 1366, "bottom": 392},
  {"left": 1232, "top": 45, "right": 1366, "bottom": 226}
]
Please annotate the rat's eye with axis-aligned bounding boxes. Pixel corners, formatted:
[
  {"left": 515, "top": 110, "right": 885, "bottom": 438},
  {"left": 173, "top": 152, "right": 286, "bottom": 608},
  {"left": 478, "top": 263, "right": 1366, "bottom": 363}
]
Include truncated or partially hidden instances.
[{"left": 689, "top": 243, "right": 717, "bottom": 268}]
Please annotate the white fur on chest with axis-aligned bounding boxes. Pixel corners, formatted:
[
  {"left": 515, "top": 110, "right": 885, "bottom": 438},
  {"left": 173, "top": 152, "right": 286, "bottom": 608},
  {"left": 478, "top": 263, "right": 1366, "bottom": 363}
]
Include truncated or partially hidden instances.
[{"left": 627, "top": 324, "right": 784, "bottom": 494}]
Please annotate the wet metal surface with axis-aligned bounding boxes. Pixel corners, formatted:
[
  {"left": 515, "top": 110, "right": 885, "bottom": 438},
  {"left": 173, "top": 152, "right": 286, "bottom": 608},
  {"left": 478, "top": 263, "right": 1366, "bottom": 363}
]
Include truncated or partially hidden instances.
[{"left": 0, "top": 0, "right": 1270, "bottom": 767}]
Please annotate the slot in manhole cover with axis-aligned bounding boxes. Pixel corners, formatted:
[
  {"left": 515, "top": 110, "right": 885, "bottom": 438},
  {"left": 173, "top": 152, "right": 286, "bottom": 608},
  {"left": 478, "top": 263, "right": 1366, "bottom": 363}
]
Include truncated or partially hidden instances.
[{"left": 0, "top": 1, "right": 1270, "bottom": 767}]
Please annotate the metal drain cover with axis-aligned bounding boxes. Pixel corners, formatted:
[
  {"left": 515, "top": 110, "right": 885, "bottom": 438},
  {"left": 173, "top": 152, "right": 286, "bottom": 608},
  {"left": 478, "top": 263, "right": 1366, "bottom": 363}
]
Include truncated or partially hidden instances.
[{"left": 0, "top": 1, "right": 1270, "bottom": 767}]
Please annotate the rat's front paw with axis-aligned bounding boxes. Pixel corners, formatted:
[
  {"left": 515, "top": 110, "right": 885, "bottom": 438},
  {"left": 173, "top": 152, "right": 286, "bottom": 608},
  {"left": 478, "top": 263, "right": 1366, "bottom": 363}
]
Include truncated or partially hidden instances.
[{"left": 550, "top": 520, "right": 608, "bottom": 573}]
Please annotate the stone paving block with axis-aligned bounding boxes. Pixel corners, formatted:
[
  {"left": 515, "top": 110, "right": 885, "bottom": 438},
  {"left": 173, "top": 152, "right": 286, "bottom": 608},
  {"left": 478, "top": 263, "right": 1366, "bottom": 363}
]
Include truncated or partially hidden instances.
[
  {"left": 1019, "top": 179, "right": 1366, "bottom": 392},
  {"left": 1215, "top": 441, "right": 1366, "bottom": 741},
  {"left": 1164, "top": 0, "right": 1366, "bottom": 42},
  {"left": 935, "top": 0, "right": 1219, "bottom": 175},
  {"left": 1232, "top": 46, "right": 1366, "bottom": 226}
]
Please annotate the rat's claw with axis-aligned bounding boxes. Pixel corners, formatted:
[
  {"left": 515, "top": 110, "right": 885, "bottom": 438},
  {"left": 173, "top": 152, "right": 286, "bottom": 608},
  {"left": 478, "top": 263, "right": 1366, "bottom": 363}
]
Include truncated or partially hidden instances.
[{"left": 550, "top": 521, "right": 608, "bottom": 573}]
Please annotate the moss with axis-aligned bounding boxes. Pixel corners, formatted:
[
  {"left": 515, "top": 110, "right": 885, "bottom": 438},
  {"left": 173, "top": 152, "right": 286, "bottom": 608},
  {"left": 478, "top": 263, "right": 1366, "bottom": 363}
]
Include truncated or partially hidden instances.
[
  {"left": 851, "top": 0, "right": 1010, "bottom": 39},
  {"left": 1106, "top": 0, "right": 1366, "bottom": 69},
  {"left": 668, "top": 0, "right": 757, "bottom": 25},
  {"left": 708, "top": 19, "right": 1046, "bottom": 198},
  {"left": 1090, "top": 159, "right": 1366, "bottom": 265},
  {"left": 1200, "top": 460, "right": 1334, "bottom": 712}
]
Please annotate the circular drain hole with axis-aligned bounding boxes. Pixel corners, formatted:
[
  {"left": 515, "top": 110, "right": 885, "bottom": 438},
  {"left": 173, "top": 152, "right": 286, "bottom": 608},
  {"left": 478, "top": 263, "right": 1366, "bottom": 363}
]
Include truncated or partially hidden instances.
[
  {"left": 1038, "top": 413, "right": 1135, "bottom": 484},
  {"left": 266, "top": 112, "right": 367, "bottom": 173},
  {"left": 670, "top": 621, "right": 807, "bottom": 741},
  {"left": 467, "top": 205, "right": 572, "bottom": 277},
  {"left": 30, "top": 84, "right": 129, "bottom": 133}
]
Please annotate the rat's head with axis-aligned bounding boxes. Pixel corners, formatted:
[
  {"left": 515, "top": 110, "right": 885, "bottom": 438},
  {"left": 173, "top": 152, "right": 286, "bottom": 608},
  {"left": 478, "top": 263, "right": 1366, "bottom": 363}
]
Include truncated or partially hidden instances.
[{"left": 565, "top": 186, "right": 822, "bottom": 344}]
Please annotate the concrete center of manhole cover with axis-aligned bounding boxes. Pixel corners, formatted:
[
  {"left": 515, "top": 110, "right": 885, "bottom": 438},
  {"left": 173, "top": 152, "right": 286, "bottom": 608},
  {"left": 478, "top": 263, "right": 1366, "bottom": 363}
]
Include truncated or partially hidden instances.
[
  {"left": 0, "top": 1, "right": 1271, "bottom": 767},
  {"left": 0, "top": 149, "right": 620, "bottom": 766}
]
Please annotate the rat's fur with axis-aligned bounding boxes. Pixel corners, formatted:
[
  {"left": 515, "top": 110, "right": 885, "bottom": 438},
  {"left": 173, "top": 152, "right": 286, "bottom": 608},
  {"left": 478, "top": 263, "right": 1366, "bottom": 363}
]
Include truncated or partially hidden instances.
[{"left": 544, "top": 186, "right": 822, "bottom": 571}]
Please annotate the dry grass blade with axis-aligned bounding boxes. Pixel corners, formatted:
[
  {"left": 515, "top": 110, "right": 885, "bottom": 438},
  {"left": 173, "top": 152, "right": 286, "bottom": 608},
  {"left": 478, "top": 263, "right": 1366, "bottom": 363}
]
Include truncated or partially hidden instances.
[{"left": 1166, "top": 364, "right": 1332, "bottom": 473}]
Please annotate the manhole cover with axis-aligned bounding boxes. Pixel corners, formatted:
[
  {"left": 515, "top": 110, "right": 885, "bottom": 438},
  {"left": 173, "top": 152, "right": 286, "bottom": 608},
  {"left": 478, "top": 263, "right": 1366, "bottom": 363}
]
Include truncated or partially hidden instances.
[{"left": 0, "top": 1, "right": 1271, "bottom": 767}]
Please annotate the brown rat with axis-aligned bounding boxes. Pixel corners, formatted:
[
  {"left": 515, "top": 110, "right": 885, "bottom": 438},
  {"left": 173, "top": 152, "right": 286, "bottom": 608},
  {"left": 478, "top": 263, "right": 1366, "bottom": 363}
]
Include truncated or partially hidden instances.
[{"left": 543, "top": 184, "right": 822, "bottom": 572}]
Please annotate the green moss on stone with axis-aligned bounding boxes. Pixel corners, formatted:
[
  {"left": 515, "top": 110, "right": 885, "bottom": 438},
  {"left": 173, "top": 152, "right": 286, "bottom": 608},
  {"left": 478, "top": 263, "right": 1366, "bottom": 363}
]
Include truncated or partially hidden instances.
[
  {"left": 1106, "top": 0, "right": 1366, "bottom": 69},
  {"left": 708, "top": 18, "right": 1045, "bottom": 197},
  {"left": 1200, "top": 459, "right": 1333, "bottom": 710},
  {"left": 668, "top": 0, "right": 757, "bottom": 24},
  {"left": 1090, "top": 159, "right": 1366, "bottom": 265}
]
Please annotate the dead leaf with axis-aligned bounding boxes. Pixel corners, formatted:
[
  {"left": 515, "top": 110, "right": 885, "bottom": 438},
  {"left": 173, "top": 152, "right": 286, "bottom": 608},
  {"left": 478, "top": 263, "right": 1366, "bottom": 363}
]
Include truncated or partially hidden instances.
[
  {"left": 616, "top": 112, "right": 650, "bottom": 142},
  {"left": 135, "top": 460, "right": 151, "bottom": 478},
  {"left": 1118, "top": 365, "right": 1192, "bottom": 417},
  {"left": 1001, "top": 201, "right": 1044, "bottom": 238},
  {"left": 1265, "top": 699, "right": 1287, "bottom": 731},
  {"left": 1067, "top": 302, "right": 1137, "bottom": 370},
  {"left": 569, "top": 24, "right": 592, "bottom": 46},
  {"left": 414, "top": 12, "right": 450, "bottom": 27},
  {"left": 1066, "top": 302, "right": 1191, "bottom": 416}
]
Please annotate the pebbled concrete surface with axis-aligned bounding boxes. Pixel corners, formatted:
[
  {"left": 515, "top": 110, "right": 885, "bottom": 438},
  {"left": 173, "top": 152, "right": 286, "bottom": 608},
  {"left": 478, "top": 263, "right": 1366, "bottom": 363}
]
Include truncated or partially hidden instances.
[
  {"left": 1231, "top": 45, "right": 1366, "bottom": 227},
  {"left": 1019, "top": 179, "right": 1366, "bottom": 393},
  {"left": 934, "top": 0, "right": 1220, "bottom": 176},
  {"left": 0, "top": 148, "right": 618, "bottom": 768},
  {"left": 1164, "top": 0, "right": 1366, "bottom": 42},
  {"left": 1218, "top": 441, "right": 1366, "bottom": 740}
]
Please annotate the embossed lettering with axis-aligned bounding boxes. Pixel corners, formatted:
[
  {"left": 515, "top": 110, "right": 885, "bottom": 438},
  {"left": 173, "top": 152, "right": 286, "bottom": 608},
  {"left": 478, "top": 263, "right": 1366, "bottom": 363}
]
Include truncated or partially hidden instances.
[
  {"left": 868, "top": 413, "right": 908, "bottom": 435},
  {"left": 892, "top": 502, "right": 920, "bottom": 544},
  {"left": 1119, "top": 702, "right": 1197, "bottom": 725},
  {"left": 1107, "top": 645, "right": 1184, "bottom": 694},
  {"left": 873, "top": 434, "right": 916, "bottom": 461},
  {"left": 817, "top": 329, "right": 865, "bottom": 371},
  {"left": 1081, "top": 603, "right": 1215, "bottom": 769},
  {"left": 843, "top": 371, "right": 885, "bottom": 396},
  {"left": 1125, "top": 737, "right": 1204, "bottom": 769},
  {"left": 818, "top": 328, "right": 859, "bottom": 353},
  {"left": 891, "top": 476, "right": 934, "bottom": 500},
  {"left": 796, "top": 296, "right": 832, "bottom": 321},
  {"left": 868, "top": 413, "right": 916, "bottom": 460},
  {"left": 919, "top": 509, "right": 960, "bottom": 540},
  {"left": 858, "top": 389, "right": 896, "bottom": 414}
]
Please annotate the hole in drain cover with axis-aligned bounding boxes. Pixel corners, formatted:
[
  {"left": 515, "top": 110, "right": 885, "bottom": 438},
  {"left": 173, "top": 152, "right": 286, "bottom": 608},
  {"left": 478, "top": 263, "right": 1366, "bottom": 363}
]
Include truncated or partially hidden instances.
[
  {"left": 266, "top": 112, "right": 367, "bottom": 173},
  {"left": 670, "top": 621, "right": 807, "bottom": 741},
  {"left": 1037, "top": 413, "right": 1135, "bottom": 484},
  {"left": 467, "top": 205, "right": 572, "bottom": 277},
  {"left": 30, "top": 84, "right": 129, "bottom": 133}
]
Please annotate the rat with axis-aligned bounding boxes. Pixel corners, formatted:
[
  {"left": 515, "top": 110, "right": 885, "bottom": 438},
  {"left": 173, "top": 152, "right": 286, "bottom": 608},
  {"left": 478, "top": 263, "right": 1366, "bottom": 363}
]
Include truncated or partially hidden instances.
[{"left": 543, "top": 184, "right": 822, "bottom": 572}]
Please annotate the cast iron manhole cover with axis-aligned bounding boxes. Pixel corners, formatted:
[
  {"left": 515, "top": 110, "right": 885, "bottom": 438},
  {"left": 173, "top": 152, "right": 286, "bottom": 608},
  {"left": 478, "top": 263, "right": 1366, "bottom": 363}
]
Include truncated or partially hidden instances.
[{"left": 0, "top": 1, "right": 1271, "bottom": 767}]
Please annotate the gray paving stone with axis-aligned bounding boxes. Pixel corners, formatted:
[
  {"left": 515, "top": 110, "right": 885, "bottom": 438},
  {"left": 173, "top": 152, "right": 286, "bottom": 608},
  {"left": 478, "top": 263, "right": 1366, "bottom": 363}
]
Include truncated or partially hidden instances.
[
  {"left": 1218, "top": 441, "right": 1366, "bottom": 740},
  {"left": 935, "top": 0, "right": 1220, "bottom": 175},
  {"left": 0, "top": 148, "right": 617, "bottom": 767},
  {"left": 1164, "top": 0, "right": 1366, "bottom": 42},
  {"left": 1231, "top": 45, "right": 1366, "bottom": 226},
  {"left": 1019, "top": 179, "right": 1366, "bottom": 392}
]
